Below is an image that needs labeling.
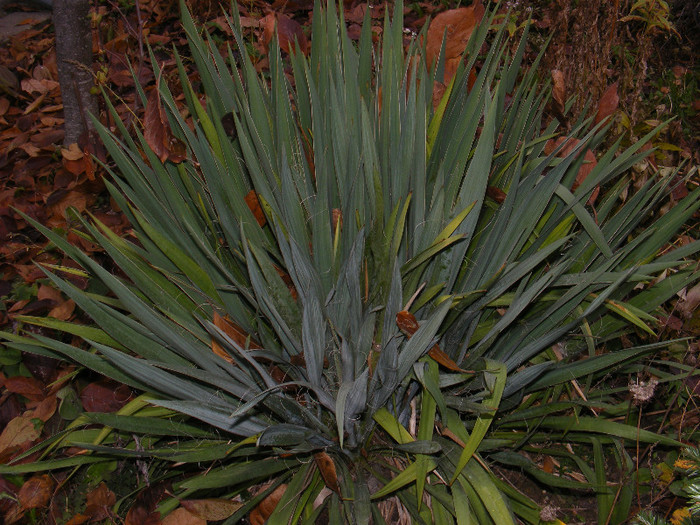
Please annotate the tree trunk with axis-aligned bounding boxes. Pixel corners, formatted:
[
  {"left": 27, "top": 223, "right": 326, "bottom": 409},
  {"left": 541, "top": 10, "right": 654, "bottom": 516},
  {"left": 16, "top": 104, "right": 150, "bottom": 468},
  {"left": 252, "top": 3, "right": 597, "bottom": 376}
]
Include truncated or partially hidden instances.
[{"left": 53, "top": 0, "right": 97, "bottom": 145}]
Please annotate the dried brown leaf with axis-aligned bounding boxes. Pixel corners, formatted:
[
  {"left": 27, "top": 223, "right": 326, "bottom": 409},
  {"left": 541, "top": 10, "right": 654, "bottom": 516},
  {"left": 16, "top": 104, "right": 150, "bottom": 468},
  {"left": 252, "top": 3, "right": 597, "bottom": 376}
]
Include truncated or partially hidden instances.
[
  {"left": 249, "top": 483, "right": 287, "bottom": 525},
  {"left": 180, "top": 498, "right": 243, "bottom": 520},
  {"left": 314, "top": 451, "right": 341, "bottom": 495},
  {"left": 18, "top": 474, "right": 53, "bottom": 509},
  {"left": 212, "top": 312, "right": 262, "bottom": 363},
  {"left": 426, "top": 1, "right": 485, "bottom": 82},
  {"left": 3, "top": 376, "right": 44, "bottom": 397},
  {"left": 551, "top": 69, "right": 566, "bottom": 115},
  {"left": 162, "top": 507, "right": 205, "bottom": 525},
  {"left": 594, "top": 82, "right": 619, "bottom": 125},
  {"left": 144, "top": 82, "right": 186, "bottom": 164},
  {"left": 260, "top": 13, "right": 309, "bottom": 55}
]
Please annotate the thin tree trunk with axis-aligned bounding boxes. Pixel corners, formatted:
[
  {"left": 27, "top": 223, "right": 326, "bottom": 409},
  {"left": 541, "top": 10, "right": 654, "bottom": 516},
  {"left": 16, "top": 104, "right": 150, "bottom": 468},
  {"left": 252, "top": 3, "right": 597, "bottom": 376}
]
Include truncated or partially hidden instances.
[{"left": 53, "top": 0, "right": 97, "bottom": 145}]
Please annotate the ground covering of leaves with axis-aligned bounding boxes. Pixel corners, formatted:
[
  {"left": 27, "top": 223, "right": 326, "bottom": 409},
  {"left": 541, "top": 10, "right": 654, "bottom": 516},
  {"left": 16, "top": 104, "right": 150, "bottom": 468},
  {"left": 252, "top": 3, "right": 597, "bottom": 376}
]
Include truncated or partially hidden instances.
[{"left": 0, "top": 0, "right": 698, "bottom": 523}]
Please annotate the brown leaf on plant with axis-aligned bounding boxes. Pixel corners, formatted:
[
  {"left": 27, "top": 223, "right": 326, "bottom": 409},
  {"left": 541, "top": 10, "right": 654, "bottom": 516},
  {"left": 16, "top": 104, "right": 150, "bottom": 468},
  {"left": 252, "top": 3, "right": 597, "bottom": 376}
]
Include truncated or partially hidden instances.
[
  {"left": 180, "top": 498, "right": 243, "bottom": 520},
  {"left": 162, "top": 507, "right": 206, "bottom": 525},
  {"left": 212, "top": 312, "right": 262, "bottom": 363},
  {"left": 260, "top": 13, "right": 309, "bottom": 55},
  {"left": 426, "top": 1, "right": 485, "bottom": 82},
  {"left": 84, "top": 482, "right": 116, "bottom": 521},
  {"left": 594, "top": 82, "right": 619, "bottom": 125},
  {"left": 249, "top": 483, "right": 287, "bottom": 525},
  {"left": 144, "top": 80, "right": 187, "bottom": 164},
  {"left": 245, "top": 189, "right": 267, "bottom": 227},
  {"left": 18, "top": 474, "right": 53, "bottom": 509},
  {"left": 80, "top": 380, "right": 132, "bottom": 413},
  {"left": 545, "top": 137, "right": 599, "bottom": 205}
]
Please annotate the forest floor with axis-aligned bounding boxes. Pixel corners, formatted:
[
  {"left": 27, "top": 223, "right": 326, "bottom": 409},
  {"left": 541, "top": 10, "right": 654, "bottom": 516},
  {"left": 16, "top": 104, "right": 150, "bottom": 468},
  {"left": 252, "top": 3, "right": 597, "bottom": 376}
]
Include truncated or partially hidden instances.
[{"left": 0, "top": 0, "right": 698, "bottom": 523}]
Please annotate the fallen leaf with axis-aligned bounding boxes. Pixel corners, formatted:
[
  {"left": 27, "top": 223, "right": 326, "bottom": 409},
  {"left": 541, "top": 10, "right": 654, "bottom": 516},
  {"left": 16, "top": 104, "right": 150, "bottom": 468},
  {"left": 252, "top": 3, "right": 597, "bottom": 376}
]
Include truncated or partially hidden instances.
[
  {"left": 314, "top": 451, "right": 341, "bottom": 495},
  {"left": 249, "top": 483, "right": 287, "bottom": 525},
  {"left": 678, "top": 282, "right": 700, "bottom": 319},
  {"left": 486, "top": 186, "right": 507, "bottom": 203},
  {"left": 37, "top": 283, "right": 62, "bottom": 303},
  {"left": 245, "top": 189, "right": 266, "bottom": 226},
  {"left": 18, "top": 474, "right": 53, "bottom": 509},
  {"left": 545, "top": 136, "right": 599, "bottom": 205},
  {"left": 260, "top": 13, "right": 309, "bottom": 55},
  {"left": 80, "top": 380, "right": 132, "bottom": 413},
  {"left": 48, "top": 298, "right": 75, "bottom": 320},
  {"left": 30, "top": 395, "right": 57, "bottom": 422},
  {"left": 64, "top": 514, "right": 90, "bottom": 525},
  {"left": 144, "top": 78, "right": 187, "bottom": 164},
  {"left": 180, "top": 498, "right": 243, "bottom": 520},
  {"left": 397, "top": 310, "right": 469, "bottom": 372},
  {"left": 84, "top": 482, "right": 116, "bottom": 521},
  {"left": 61, "top": 143, "right": 83, "bottom": 161},
  {"left": 212, "top": 312, "right": 262, "bottom": 363},
  {"left": 3, "top": 376, "right": 44, "bottom": 397},
  {"left": 162, "top": 507, "right": 206, "bottom": 525},
  {"left": 426, "top": 1, "right": 485, "bottom": 82},
  {"left": 594, "top": 82, "right": 619, "bottom": 125},
  {"left": 551, "top": 69, "right": 566, "bottom": 117},
  {"left": 125, "top": 483, "right": 168, "bottom": 525}
]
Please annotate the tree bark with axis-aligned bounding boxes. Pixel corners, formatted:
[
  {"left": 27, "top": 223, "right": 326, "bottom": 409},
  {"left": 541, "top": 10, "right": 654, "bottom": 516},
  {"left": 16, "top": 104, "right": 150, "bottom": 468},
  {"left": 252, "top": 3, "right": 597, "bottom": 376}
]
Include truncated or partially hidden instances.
[{"left": 53, "top": 0, "right": 98, "bottom": 145}]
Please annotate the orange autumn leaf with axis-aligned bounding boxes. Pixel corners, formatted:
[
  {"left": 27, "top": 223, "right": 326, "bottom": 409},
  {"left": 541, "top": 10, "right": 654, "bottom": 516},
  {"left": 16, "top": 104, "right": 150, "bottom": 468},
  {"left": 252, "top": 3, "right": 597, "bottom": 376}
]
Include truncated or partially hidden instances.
[{"left": 314, "top": 451, "right": 341, "bottom": 495}]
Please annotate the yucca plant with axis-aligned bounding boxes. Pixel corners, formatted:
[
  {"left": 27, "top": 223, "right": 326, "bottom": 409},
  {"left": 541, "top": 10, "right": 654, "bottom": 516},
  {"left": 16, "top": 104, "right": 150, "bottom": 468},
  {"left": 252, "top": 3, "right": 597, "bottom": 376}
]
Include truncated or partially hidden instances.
[{"left": 2, "top": 1, "right": 699, "bottom": 523}]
